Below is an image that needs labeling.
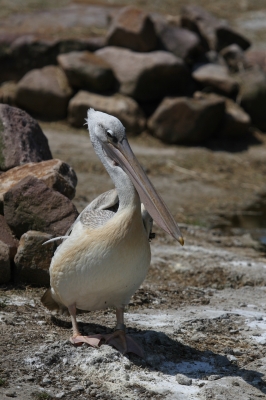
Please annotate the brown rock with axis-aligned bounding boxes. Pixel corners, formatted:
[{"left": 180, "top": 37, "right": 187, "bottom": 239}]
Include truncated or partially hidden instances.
[
  {"left": 0, "top": 215, "right": 18, "bottom": 259},
  {"left": 96, "top": 47, "right": 190, "bottom": 101},
  {"left": 148, "top": 96, "right": 225, "bottom": 144},
  {"left": 181, "top": 5, "right": 250, "bottom": 52},
  {"left": 0, "top": 240, "right": 10, "bottom": 284},
  {"left": 107, "top": 6, "right": 157, "bottom": 52},
  {"left": 238, "top": 70, "right": 266, "bottom": 131},
  {"left": 4, "top": 176, "right": 78, "bottom": 238},
  {"left": 68, "top": 91, "right": 146, "bottom": 135},
  {"left": 16, "top": 66, "right": 73, "bottom": 119},
  {"left": 0, "top": 81, "right": 17, "bottom": 106},
  {"left": 156, "top": 25, "right": 203, "bottom": 64},
  {"left": 14, "top": 231, "right": 54, "bottom": 286},
  {"left": 0, "top": 104, "right": 52, "bottom": 172},
  {"left": 194, "top": 92, "right": 251, "bottom": 137},
  {"left": 220, "top": 44, "right": 246, "bottom": 72},
  {"left": 192, "top": 64, "right": 239, "bottom": 95},
  {"left": 222, "top": 98, "right": 251, "bottom": 137},
  {"left": 57, "top": 51, "right": 116, "bottom": 92},
  {"left": 245, "top": 50, "right": 266, "bottom": 73},
  {"left": 0, "top": 159, "right": 77, "bottom": 213}
]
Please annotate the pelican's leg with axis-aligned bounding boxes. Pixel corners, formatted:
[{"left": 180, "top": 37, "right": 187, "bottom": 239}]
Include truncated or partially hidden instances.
[
  {"left": 104, "top": 307, "right": 144, "bottom": 358},
  {"left": 68, "top": 304, "right": 101, "bottom": 347}
]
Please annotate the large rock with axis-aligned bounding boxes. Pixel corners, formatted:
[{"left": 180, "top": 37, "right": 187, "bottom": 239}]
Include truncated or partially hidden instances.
[
  {"left": 220, "top": 44, "right": 246, "bottom": 72},
  {"left": 96, "top": 47, "right": 190, "bottom": 101},
  {"left": 0, "top": 104, "right": 52, "bottom": 172},
  {"left": 68, "top": 91, "right": 146, "bottom": 135},
  {"left": 16, "top": 66, "right": 73, "bottom": 119},
  {"left": 156, "top": 24, "right": 203, "bottom": 64},
  {"left": 181, "top": 5, "right": 250, "bottom": 52},
  {"left": 0, "top": 240, "right": 10, "bottom": 284},
  {"left": 57, "top": 51, "right": 116, "bottom": 92},
  {"left": 192, "top": 64, "right": 239, "bottom": 95},
  {"left": 245, "top": 50, "right": 266, "bottom": 73},
  {"left": 3, "top": 176, "right": 78, "bottom": 238},
  {"left": 107, "top": 6, "right": 157, "bottom": 52},
  {"left": 194, "top": 92, "right": 251, "bottom": 138},
  {"left": 0, "top": 215, "right": 18, "bottom": 259},
  {"left": 238, "top": 70, "right": 266, "bottom": 131},
  {"left": 0, "top": 81, "right": 17, "bottom": 106},
  {"left": 222, "top": 98, "right": 251, "bottom": 137},
  {"left": 14, "top": 231, "right": 54, "bottom": 286},
  {"left": 148, "top": 96, "right": 225, "bottom": 144},
  {"left": 0, "top": 34, "right": 106, "bottom": 84},
  {"left": 0, "top": 159, "right": 77, "bottom": 213}
]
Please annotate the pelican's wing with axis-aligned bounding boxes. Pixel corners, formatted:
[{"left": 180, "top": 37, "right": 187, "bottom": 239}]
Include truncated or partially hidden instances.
[
  {"left": 44, "top": 189, "right": 119, "bottom": 246},
  {"left": 87, "top": 188, "right": 118, "bottom": 211},
  {"left": 65, "top": 189, "right": 119, "bottom": 236},
  {"left": 80, "top": 209, "right": 115, "bottom": 229}
]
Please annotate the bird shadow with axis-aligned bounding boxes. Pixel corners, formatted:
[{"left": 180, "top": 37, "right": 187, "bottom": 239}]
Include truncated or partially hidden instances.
[
  {"left": 51, "top": 315, "right": 266, "bottom": 395},
  {"left": 130, "top": 328, "right": 266, "bottom": 395}
]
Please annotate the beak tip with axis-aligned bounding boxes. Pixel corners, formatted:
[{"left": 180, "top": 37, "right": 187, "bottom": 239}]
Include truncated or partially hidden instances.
[{"left": 178, "top": 236, "right": 184, "bottom": 246}]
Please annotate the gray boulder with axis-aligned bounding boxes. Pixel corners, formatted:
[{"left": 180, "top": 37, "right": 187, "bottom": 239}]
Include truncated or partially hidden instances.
[
  {"left": 0, "top": 159, "right": 77, "bottom": 212},
  {"left": 4, "top": 176, "right": 78, "bottom": 238},
  {"left": 0, "top": 81, "right": 17, "bottom": 105},
  {"left": 220, "top": 44, "right": 246, "bottom": 72},
  {"left": 222, "top": 98, "right": 251, "bottom": 137},
  {"left": 238, "top": 70, "right": 266, "bottom": 131},
  {"left": 96, "top": 47, "right": 190, "bottom": 101},
  {"left": 0, "top": 240, "right": 10, "bottom": 284},
  {"left": 14, "top": 231, "right": 54, "bottom": 286},
  {"left": 0, "top": 215, "right": 18, "bottom": 260},
  {"left": 68, "top": 90, "right": 146, "bottom": 135},
  {"left": 181, "top": 5, "right": 250, "bottom": 51},
  {"left": 156, "top": 24, "right": 203, "bottom": 64},
  {"left": 192, "top": 64, "right": 239, "bottom": 95},
  {"left": 107, "top": 6, "right": 157, "bottom": 52},
  {"left": 194, "top": 92, "right": 251, "bottom": 138},
  {"left": 245, "top": 50, "right": 266, "bottom": 73},
  {"left": 148, "top": 96, "right": 225, "bottom": 144},
  {"left": 57, "top": 51, "right": 116, "bottom": 92},
  {"left": 16, "top": 65, "right": 73, "bottom": 119},
  {"left": 0, "top": 104, "right": 52, "bottom": 172}
]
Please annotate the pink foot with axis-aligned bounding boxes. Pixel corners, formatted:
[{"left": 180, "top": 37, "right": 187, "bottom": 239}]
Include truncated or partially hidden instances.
[
  {"left": 70, "top": 332, "right": 144, "bottom": 358},
  {"left": 70, "top": 334, "right": 102, "bottom": 347}
]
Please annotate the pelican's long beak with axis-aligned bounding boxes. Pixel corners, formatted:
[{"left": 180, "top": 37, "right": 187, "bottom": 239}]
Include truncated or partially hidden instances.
[{"left": 103, "top": 138, "right": 184, "bottom": 246}]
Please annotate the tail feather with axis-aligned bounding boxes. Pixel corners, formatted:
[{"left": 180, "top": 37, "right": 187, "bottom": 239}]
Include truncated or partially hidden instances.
[
  {"left": 41, "top": 288, "right": 65, "bottom": 312},
  {"left": 41, "top": 288, "right": 87, "bottom": 316}
]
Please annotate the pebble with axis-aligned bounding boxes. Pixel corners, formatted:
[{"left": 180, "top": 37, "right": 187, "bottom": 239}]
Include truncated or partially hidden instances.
[
  {"left": 42, "top": 377, "right": 52, "bottom": 385},
  {"left": 227, "top": 355, "right": 237, "bottom": 362},
  {"left": 208, "top": 375, "right": 220, "bottom": 381},
  {"left": 175, "top": 374, "right": 192, "bottom": 386},
  {"left": 71, "top": 385, "right": 84, "bottom": 392},
  {"left": 55, "top": 392, "right": 65, "bottom": 398},
  {"left": 5, "top": 391, "right": 17, "bottom": 398}
]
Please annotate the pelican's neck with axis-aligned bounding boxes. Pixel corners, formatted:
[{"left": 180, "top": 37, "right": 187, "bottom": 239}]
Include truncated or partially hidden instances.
[{"left": 91, "top": 137, "right": 140, "bottom": 211}]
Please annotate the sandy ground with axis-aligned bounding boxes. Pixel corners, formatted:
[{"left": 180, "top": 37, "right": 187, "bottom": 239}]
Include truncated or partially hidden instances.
[{"left": 1, "top": 124, "right": 266, "bottom": 400}]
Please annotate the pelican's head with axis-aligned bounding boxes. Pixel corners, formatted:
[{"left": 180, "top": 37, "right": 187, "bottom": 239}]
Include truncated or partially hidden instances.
[{"left": 86, "top": 108, "right": 184, "bottom": 246}]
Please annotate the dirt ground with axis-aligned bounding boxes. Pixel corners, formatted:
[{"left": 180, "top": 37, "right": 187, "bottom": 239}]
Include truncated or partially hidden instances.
[{"left": 1, "top": 123, "right": 266, "bottom": 400}]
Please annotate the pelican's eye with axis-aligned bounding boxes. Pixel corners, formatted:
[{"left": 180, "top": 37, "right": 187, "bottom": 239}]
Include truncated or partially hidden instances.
[{"left": 107, "top": 130, "right": 118, "bottom": 144}]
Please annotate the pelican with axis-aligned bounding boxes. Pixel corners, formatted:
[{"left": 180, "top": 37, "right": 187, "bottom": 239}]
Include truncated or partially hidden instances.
[{"left": 42, "top": 109, "right": 184, "bottom": 356}]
